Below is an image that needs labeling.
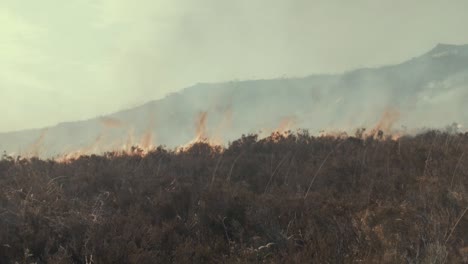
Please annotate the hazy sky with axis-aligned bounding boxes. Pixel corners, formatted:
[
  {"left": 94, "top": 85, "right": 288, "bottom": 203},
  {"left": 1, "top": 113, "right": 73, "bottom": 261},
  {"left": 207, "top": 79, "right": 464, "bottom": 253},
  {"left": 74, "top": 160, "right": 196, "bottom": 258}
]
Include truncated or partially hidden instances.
[{"left": 2, "top": 0, "right": 468, "bottom": 132}]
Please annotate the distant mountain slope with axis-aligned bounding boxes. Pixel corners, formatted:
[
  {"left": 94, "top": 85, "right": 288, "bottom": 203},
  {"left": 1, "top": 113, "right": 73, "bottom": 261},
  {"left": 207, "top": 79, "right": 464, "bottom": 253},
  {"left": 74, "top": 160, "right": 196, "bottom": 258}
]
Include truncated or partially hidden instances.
[{"left": 1, "top": 43, "right": 468, "bottom": 157}]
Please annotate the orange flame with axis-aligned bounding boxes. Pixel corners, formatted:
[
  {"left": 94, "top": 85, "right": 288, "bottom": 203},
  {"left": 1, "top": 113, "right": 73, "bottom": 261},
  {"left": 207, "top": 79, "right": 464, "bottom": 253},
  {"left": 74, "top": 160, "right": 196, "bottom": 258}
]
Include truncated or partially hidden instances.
[
  {"left": 211, "top": 107, "right": 233, "bottom": 145},
  {"left": 54, "top": 106, "right": 408, "bottom": 163},
  {"left": 178, "top": 111, "right": 223, "bottom": 151},
  {"left": 139, "top": 130, "right": 153, "bottom": 149},
  {"left": 25, "top": 129, "right": 48, "bottom": 157},
  {"left": 139, "top": 122, "right": 156, "bottom": 152},
  {"left": 56, "top": 133, "right": 105, "bottom": 162},
  {"left": 195, "top": 111, "right": 208, "bottom": 141},
  {"left": 315, "top": 108, "right": 405, "bottom": 141},
  {"left": 373, "top": 108, "right": 400, "bottom": 134},
  {"left": 264, "top": 116, "right": 298, "bottom": 142},
  {"left": 84, "top": 133, "right": 105, "bottom": 153},
  {"left": 275, "top": 116, "right": 297, "bottom": 133},
  {"left": 121, "top": 128, "right": 136, "bottom": 153},
  {"left": 365, "top": 108, "right": 401, "bottom": 139},
  {"left": 57, "top": 113, "right": 160, "bottom": 162}
]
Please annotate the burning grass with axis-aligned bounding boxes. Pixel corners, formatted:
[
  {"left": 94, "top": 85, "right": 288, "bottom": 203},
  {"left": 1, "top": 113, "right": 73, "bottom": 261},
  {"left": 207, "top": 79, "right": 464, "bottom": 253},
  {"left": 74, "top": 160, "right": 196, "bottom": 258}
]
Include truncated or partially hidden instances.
[{"left": 1, "top": 130, "right": 468, "bottom": 263}]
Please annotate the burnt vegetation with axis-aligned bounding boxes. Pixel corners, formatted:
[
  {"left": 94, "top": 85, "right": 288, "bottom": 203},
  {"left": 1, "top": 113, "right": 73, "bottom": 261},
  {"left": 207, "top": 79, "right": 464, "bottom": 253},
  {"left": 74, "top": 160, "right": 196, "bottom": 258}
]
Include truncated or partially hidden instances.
[{"left": 1, "top": 130, "right": 468, "bottom": 263}]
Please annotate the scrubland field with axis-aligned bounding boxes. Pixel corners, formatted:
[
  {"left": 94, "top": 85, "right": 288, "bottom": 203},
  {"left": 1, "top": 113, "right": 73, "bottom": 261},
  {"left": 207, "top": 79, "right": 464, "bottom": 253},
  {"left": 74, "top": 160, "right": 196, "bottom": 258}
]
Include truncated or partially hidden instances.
[{"left": 1, "top": 131, "right": 467, "bottom": 263}]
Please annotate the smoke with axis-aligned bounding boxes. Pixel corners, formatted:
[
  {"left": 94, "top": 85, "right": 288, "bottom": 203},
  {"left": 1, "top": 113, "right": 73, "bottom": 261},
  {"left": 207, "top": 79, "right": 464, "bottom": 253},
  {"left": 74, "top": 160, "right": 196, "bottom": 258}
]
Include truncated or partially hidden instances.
[
  {"left": 275, "top": 116, "right": 298, "bottom": 133},
  {"left": 100, "top": 117, "right": 124, "bottom": 128},
  {"left": 139, "top": 116, "right": 156, "bottom": 149},
  {"left": 1, "top": 1, "right": 468, "bottom": 158},
  {"left": 211, "top": 105, "right": 233, "bottom": 145},
  {"left": 25, "top": 129, "right": 48, "bottom": 157},
  {"left": 194, "top": 112, "right": 208, "bottom": 142},
  {"left": 371, "top": 108, "right": 401, "bottom": 135},
  {"left": 96, "top": 0, "right": 468, "bottom": 108}
]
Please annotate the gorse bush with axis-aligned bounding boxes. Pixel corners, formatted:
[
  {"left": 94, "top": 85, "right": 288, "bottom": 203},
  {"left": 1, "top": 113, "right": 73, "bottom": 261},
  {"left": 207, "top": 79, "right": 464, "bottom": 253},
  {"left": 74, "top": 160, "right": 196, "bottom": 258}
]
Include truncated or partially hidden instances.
[{"left": 0, "top": 131, "right": 467, "bottom": 263}]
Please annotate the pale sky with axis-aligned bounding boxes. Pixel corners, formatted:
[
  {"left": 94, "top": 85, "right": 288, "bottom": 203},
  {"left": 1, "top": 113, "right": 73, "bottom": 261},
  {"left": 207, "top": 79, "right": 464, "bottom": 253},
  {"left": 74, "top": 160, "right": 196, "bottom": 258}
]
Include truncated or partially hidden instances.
[{"left": 1, "top": 0, "right": 468, "bottom": 132}]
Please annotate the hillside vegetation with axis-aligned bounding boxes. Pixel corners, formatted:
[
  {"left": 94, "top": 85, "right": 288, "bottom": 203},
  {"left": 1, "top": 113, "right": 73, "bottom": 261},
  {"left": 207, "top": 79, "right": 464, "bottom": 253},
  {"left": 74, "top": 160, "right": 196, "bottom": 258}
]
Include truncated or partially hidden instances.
[
  {"left": 1, "top": 131, "right": 468, "bottom": 263},
  {"left": 2, "top": 44, "right": 468, "bottom": 157}
]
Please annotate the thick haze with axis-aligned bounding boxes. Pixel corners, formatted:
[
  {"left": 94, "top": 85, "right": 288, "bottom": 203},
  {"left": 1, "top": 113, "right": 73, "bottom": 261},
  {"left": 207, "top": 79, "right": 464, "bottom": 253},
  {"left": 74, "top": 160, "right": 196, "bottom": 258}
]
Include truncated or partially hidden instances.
[{"left": 2, "top": 0, "right": 468, "bottom": 132}]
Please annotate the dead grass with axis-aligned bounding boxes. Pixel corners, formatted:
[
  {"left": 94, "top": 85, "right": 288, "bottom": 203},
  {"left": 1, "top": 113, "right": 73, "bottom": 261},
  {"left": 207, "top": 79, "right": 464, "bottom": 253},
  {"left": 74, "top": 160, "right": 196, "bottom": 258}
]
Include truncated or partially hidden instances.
[{"left": 0, "top": 130, "right": 467, "bottom": 263}]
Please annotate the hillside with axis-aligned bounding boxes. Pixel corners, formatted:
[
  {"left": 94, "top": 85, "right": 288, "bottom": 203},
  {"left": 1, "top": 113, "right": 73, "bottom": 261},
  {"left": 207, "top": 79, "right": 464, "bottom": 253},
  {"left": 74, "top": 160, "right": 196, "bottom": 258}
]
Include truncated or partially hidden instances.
[
  {"left": 1, "top": 131, "right": 467, "bottom": 263},
  {"left": 1, "top": 44, "right": 468, "bottom": 157}
]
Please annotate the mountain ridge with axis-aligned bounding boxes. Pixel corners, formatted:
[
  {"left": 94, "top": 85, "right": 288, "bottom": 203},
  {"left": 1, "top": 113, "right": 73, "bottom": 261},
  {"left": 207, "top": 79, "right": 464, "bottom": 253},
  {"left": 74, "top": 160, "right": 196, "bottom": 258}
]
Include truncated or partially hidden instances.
[
  {"left": 4, "top": 43, "right": 467, "bottom": 135},
  {"left": 1, "top": 44, "right": 468, "bottom": 157}
]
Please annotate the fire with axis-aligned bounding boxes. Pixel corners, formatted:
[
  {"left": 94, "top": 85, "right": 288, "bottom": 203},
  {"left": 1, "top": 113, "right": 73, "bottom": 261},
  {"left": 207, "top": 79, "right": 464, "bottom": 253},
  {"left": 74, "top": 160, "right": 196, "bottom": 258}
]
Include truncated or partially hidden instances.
[
  {"left": 315, "top": 108, "right": 404, "bottom": 141},
  {"left": 53, "top": 106, "right": 409, "bottom": 163},
  {"left": 121, "top": 128, "right": 136, "bottom": 153},
  {"left": 56, "top": 133, "right": 105, "bottom": 162},
  {"left": 275, "top": 116, "right": 297, "bottom": 133},
  {"left": 139, "top": 114, "right": 156, "bottom": 150},
  {"left": 211, "top": 107, "right": 233, "bottom": 145},
  {"left": 57, "top": 112, "right": 160, "bottom": 162},
  {"left": 139, "top": 129, "right": 154, "bottom": 150},
  {"left": 194, "top": 111, "right": 208, "bottom": 142},
  {"left": 177, "top": 111, "right": 225, "bottom": 151},
  {"left": 101, "top": 116, "right": 156, "bottom": 154},
  {"left": 25, "top": 129, "right": 48, "bottom": 157},
  {"left": 264, "top": 116, "right": 298, "bottom": 141},
  {"left": 371, "top": 108, "right": 400, "bottom": 134},
  {"left": 178, "top": 112, "right": 209, "bottom": 150},
  {"left": 390, "top": 132, "right": 403, "bottom": 141},
  {"left": 364, "top": 108, "right": 401, "bottom": 139}
]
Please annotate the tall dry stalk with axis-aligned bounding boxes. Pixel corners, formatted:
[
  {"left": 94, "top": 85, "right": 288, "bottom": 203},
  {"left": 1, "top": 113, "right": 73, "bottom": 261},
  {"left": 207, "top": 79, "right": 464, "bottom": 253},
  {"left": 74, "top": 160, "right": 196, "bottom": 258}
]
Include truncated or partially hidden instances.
[{"left": 304, "top": 141, "right": 344, "bottom": 200}]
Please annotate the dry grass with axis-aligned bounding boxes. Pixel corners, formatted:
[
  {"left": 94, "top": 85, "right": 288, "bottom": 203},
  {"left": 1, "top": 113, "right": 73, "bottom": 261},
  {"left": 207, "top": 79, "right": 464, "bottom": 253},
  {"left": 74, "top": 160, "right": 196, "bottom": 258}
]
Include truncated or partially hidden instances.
[{"left": 0, "top": 130, "right": 467, "bottom": 263}]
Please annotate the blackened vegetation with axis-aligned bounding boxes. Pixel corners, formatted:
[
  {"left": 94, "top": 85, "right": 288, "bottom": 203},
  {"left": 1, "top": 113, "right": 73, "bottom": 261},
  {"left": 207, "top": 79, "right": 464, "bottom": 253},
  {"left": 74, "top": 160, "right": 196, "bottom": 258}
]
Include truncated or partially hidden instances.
[{"left": 1, "top": 131, "right": 468, "bottom": 263}]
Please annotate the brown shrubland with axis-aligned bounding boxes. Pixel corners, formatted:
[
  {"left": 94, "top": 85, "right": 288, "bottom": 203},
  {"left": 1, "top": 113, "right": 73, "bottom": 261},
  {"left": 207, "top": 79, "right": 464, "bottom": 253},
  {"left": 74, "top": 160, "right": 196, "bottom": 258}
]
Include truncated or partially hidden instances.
[{"left": 0, "top": 130, "right": 467, "bottom": 263}]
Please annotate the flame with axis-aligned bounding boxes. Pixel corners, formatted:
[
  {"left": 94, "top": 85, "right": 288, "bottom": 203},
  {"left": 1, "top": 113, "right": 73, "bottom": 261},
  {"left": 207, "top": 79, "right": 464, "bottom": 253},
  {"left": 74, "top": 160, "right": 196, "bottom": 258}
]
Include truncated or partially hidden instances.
[
  {"left": 56, "top": 133, "right": 105, "bottom": 162},
  {"left": 117, "top": 125, "right": 156, "bottom": 157},
  {"left": 139, "top": 130, "right": 153, "bottom": 149},
  {"left": 53, "top": 106, "right": 408, "bottom": 163},
  {"left": 315, "top": 109, "right": 405, "bottom": 141},
  {"left": 25, "top": 129, "right": 48, "bottom": 157},
  {"left": 211, "top": 107, "right": 233, "bottom": 145},
  {"left": 390, "top": 132, "right": 403, "bottom": 141},
  {"left": 84, "top": 133, "right": 105, "bottom": 153},
  {"left": 177, "top": 111, "right": 224, "bottom": 151},
  {"left": 372, "top": 108, "right": 400, "bottom": 134},
  {"left": 121, "top": 127, "right": 136, "bottom": 153},
  {"left": 364, "top": 108, "right": 401, "bottom": 139},
  {"left": 275, "top": 116, "right": 297, "bottom": 133},
  {"left": 56, "top": 113, "right": 160, "bottom": 162},
  {"left": 263, "top": 116, "right": 298, "bottom": 142},
  {"left": 54, "top": 116, "right": 139, "bottom": 159},
  {"left": 194, "top": 111, "right": 208, "bottom": 141},
  {"left": 254, "top": 117, "right": 297, "bottom": 141},
  {"left": 57, "top": 128, "right": 146, "bottom": 162},
  {"left": 178, "top": 112, "right": 209, "bottom": 150},
  {"left": 139, "top": 113, "right": 157, "bottom": 150}
]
